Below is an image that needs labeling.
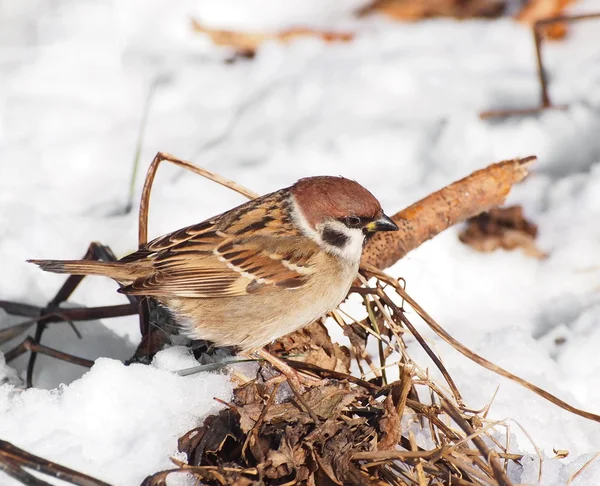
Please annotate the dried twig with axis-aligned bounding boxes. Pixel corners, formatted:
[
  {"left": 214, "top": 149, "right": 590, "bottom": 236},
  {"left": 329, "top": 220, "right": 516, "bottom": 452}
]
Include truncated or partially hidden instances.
[
  {"left": 362, "top": 156, "right": 535, "bottom": 270},
  {"left": 364, "top": 264, "right": 600, "bottom": 424},
  {"left": 480, "top": 13, "right": 600, "bottom": 119},
  {"left": 0, "top": 440, "right": 111, "bottom": 486},
  {"left": 138, "top": 152, "right": 257, "bottom": 247}
]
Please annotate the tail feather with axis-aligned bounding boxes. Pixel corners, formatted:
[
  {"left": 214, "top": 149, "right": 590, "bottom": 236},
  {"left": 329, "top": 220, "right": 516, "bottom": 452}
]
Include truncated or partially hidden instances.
[{"left": 28, "top": 259, "right": 140, "bottom": 283}]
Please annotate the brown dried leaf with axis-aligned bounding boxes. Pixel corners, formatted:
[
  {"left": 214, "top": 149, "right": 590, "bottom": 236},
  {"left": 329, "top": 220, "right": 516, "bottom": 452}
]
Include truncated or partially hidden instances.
[
  {"left": 318, "top": 427, "right": 371, "bottom": 486},
  {"left": 239, "top": 385, "right": 358, "bottom": 433},
  {"left": 358, "top": 0, "right": 506, "bottom": 20},
  {"left": 192, "top": 19, "right": 354, "bottom": 56},
  {"left": 231, "top": 478, "right": 254, "bottom": 486},
  {"left": 343, "top": 321, "right": 368, "bottom": 356},
  {"left": 263, "top": 439, "right": 295, "bottom": 479},
  {"left": 377, "top": 392, "right": 402, "bottom": 450},
  {"left": 233, "top": 380, "right": 267, "bottom": 407},
  {"left": 459, "top": 206, "right": 547, "bottom": 259},
  {"left": 268, "top": 321, "right": 351, "bottom": 374},
  {"left": 180, "top": 409, "right": 242, "bottom": 466}
]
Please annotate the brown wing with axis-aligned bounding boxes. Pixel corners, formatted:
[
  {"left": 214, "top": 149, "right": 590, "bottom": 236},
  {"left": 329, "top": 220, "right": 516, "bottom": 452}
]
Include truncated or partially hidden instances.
[{"left": 119, "top": 226, "right": 318, "bottom": 299}]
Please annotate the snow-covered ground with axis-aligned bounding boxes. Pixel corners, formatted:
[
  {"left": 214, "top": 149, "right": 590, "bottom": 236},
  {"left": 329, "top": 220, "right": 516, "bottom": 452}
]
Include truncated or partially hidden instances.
[{"left": 2, "top": 0, "right": 600, "bottom": 484}]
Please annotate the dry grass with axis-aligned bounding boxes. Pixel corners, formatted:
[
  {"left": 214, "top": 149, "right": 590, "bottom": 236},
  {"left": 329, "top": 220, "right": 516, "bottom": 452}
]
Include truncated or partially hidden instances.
[{"left": 144, "top": 268, "right": 528, "bottom": 485}]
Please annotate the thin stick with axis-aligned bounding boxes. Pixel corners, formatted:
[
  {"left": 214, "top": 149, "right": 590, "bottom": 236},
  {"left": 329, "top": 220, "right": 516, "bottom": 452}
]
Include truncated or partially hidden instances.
[
  {"left": 481, "top": 13, "right": 600, "bottom": 119},
  {"left": 285, "top": 359, "right": 379, "bottom": 390},
  {"left": 363, "top": 295, "right": 388, "bottom": 385},
  {"left": 5, "top": 337, "right": 94, "bottom": 368},
  {"left": 440, "top": 400, "right": 513, "bottom": 486},
  {"left": 408, "top": 428, "right": 427, "bottom": 486},
  {"left": 0, "top": 439, "right": 111, "bottom": 486},
  {"left": 138, "top": 152, "right": 258, "bottom": 247},
  {"left": 364, "top": 265, "right": 600, "bottom": 424},
  {"left": 242, "top": 383, "right": 280, "bottom": 457},
  {"left": 533, "top": 23, "right": 550, "bottom": 108},
  {"left": 509, "top": 419, "right": 544, "bottom": 483},
  {"left": 568, "top": 451, "right": 600, "bottom": 485},
  {"left": 387, "top": 296, "right": 463, "bottom": 405}
]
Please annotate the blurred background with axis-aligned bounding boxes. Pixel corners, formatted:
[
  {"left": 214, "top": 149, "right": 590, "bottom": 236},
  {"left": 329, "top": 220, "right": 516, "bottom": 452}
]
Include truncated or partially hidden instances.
[{"left": 2, "top": 0, "right": 600, "bottom": 469}]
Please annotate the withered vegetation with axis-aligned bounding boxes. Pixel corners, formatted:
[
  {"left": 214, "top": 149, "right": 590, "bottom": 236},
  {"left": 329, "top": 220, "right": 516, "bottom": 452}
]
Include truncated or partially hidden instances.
[
  {"left": 143, "top": 268, "right": 520, "bottom": 486},
  {"left": 459, "top": 205, "right": 546, "bottom": 259},
  {"left": 191, "top": 0, "right": 592, "bottom": 60}
]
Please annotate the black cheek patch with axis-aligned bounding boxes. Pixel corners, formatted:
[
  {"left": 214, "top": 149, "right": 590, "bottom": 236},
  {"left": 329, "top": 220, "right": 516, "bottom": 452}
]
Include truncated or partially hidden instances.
[{"left": 322, "top": 227, "right": 349, "bottom": 248}]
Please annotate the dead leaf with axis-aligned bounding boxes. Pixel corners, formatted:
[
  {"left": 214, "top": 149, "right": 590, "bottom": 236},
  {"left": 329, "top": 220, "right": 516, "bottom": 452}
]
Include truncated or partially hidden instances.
[
  {"left": 268, "top": 320, "right": 351, "bottom": 374},
  {"left": 192, "top": 19, "right": 354, "bottom": 56},
  {"left": 358, "top": 0, "right": 506, "bottom": 20},
  {"left": 459, "top": 205, "right": 547, "bottom": 259},
  {"left": 180, "top": 408, "right": 242, "bottom": 466},
  {"left": 377, "top": 392, "right": 402, "bottom": 450}
]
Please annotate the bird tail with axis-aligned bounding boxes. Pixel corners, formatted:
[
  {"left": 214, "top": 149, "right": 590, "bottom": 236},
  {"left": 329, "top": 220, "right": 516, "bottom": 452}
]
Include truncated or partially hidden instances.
[{"left": 28, "top": 259, "right": 138, "bottom": 283}]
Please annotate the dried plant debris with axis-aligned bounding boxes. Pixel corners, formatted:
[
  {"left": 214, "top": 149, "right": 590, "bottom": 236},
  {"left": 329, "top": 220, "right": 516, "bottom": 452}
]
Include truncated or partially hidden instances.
[
  {"left": 358, "top": 0, "right": 577, "bottom": 39},
  {"left": 266, "top": 320, "right": 351, "bottom": 374},
  {"left": 191, "top": 19, "right": 354, "bottom": 57},
  {"left": 459, "top": 205, "right": 547, "bottom": 259},
  {"left": 358, "top": 0, "right": 506, "bottom": 20},
  {"left": 516, "top": 0, "right": 576, "bottom": 40},
  {"left": 143, "top": 272, "right": 525, "bottom": 486}
]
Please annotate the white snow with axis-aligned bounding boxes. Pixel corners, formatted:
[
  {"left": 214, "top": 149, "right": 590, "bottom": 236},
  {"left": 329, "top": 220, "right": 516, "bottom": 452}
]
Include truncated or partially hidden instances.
[
  {"left": 2, "top": 0, "right": 600, "bottom": 484},
  {"left": 0, "top": 347, "right": 233, "bottom": 485}
]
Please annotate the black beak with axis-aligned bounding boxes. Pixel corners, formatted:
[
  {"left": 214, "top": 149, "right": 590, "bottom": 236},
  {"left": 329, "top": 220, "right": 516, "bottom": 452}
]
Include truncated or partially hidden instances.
[{"left": 367, "top": 214, "right": 399, "bottom": 232}]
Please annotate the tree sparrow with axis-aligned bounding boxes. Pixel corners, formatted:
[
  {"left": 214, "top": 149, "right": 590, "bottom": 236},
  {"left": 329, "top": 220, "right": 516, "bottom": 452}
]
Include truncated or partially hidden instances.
[{"left": 30, "top": 176, "right": 398, "bottom": 352}]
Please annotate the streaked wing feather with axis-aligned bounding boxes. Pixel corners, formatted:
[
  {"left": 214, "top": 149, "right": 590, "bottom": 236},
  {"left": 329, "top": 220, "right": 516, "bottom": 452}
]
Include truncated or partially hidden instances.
[{"left": 120, "top": 236, "right": 318, "bottom": 298}]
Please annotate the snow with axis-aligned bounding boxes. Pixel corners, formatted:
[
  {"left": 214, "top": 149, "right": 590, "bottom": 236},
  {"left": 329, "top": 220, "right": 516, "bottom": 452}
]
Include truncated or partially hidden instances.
[
  {"left": 1, "top": 0, "right": 600, "bottom": 484},
  {"left": 0, "top": 347, "right": 233, "bottom": 485}
]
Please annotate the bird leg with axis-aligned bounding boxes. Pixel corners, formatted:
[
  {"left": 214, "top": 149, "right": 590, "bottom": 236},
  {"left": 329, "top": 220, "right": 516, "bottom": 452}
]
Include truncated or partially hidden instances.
[{"left": 253, "top": 348, "right": 323, "bottom": 389}]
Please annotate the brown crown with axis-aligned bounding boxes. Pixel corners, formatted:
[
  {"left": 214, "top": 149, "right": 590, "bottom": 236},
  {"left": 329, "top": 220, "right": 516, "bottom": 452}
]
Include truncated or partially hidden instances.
[{"left": 290, "top": 176, "right": 382, "bottom": 229}]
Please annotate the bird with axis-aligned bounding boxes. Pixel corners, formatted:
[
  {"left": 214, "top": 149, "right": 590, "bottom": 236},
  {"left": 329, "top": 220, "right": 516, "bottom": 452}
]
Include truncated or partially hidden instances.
[{"left": 29, "top": 176, "right": 398, "bottom": 381}]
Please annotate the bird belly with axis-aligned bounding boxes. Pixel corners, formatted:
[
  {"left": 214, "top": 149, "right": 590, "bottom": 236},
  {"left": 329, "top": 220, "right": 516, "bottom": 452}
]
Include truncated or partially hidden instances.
[{"left": 167, "top": 262, "right": 356, "bottom": 351}]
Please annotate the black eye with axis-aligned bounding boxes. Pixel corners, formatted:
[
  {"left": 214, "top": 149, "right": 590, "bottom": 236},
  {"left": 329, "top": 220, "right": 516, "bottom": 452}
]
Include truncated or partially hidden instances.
[{"left": 344, "top": 216, "right": 362, "bottom": 228}]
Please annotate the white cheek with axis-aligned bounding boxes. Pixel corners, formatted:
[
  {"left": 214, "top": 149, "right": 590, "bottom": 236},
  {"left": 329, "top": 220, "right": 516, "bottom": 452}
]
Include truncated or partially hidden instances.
[
  {"left": 340, "top": 227, "right": 366, "bottom": 261},
  {"left": 320, "top": 221, "right": 365, "bottom": 262}
]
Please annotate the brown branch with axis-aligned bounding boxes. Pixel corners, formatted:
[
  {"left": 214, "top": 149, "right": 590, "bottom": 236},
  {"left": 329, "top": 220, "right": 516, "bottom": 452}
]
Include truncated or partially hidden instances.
[
  {"left": 0, "top": 440, "right": 111, "bottom": 486},
  {"left": 362, "top": 156, "right": 536, "bottom": 270},
  {"left": 5, "top": 337, "right": 94, "bottom": 368},
  {"left": 138, "top": 152, "right": 257, "bottom": 247}
]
